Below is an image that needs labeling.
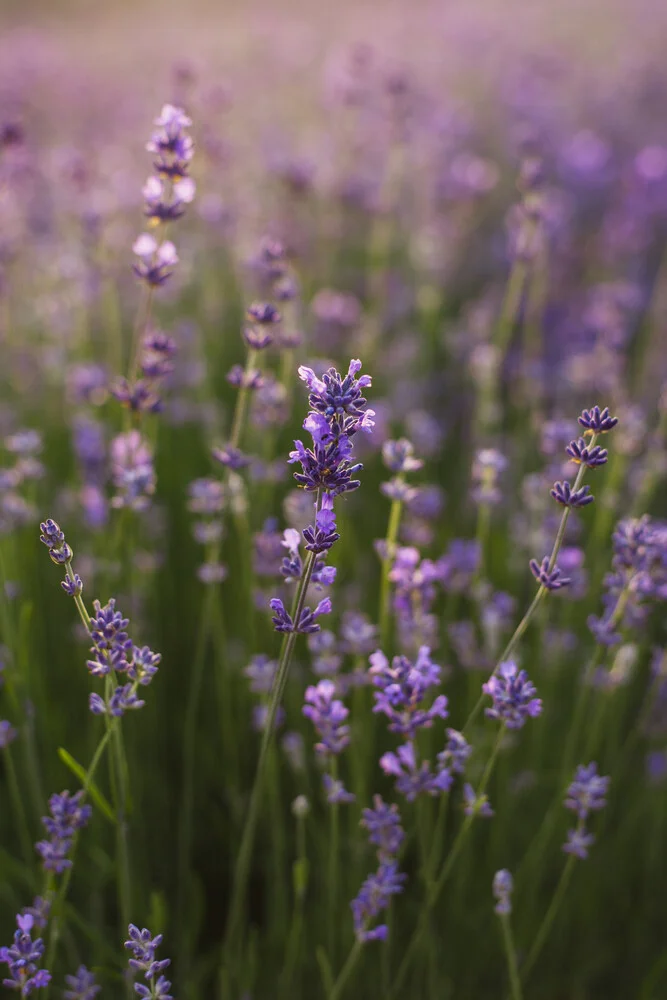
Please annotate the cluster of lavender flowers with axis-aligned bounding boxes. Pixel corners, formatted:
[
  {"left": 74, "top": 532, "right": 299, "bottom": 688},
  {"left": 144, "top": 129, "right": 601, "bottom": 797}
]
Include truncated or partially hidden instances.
[
  {"left": 132, "top": 105, "right": 195, "bottom": 289},
  {"left": 351, "top": 797, "right": 407, "bottom": 942},
  {"left": 125, "top": 924, "right": 173, "bottom": 999},
  {"left": 40, "top": 519, "right": 161, "bottom": 716},
  {"left": 588, "top": 516, "right": 667, "bottom": 645},
  {"left": 268, "top": 359, "right": 374, "bottom": 635},
  {"left": 563, "top": 762, "right": 611, "bottom": 859}
]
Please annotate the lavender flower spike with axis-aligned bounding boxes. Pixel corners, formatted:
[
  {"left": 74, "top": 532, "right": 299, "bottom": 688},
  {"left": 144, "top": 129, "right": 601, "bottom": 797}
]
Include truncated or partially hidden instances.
[
  {"left": 492, "top": 869, "right": 514, "bottom": 915},
  {"left": 0, "top": 913, "right": 51, "bottom": 996},
  {"left": 550, "top": 480, "right": 595, "bottom": 508},
  {"left": 482, "top": 661, "right": 542, "bottom": 729},
  {"left": 302, "top": 679, "right": 350, "bottom": 755},
  {"left": 529, "top": 556, "right": 571, "bottom": 591},
  {"left": 578, "top": 405, "right": 618, "bottom": 434}
]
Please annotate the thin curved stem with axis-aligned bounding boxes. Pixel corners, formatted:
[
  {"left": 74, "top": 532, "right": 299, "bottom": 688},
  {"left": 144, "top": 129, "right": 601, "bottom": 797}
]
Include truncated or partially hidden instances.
[{"left": 222, "top": 550, "right": 317, "bottom": 967}]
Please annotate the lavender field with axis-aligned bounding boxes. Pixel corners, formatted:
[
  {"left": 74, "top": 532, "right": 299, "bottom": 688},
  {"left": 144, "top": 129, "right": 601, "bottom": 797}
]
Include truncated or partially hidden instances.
[{"left": 1, "top": 1, "right": 666, "bottom": 997}]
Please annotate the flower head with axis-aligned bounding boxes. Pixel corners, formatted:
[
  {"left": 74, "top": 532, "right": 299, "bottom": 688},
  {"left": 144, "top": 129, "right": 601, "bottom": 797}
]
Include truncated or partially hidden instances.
[
  {"left": 483, "top": 661, "right": 542, "bottom": 729},
  {"left": 492, "top": 869, "right": 513, "bottom": 915},
  {"left": 302, "top": 679, "right": 350, "bottom": 755},
  {"left": 529, "top": 556, "right": 571, "bottom": 591},
  {"left": 550, "top": 480, "right": 595, "bottom": 508},
  {"left": 578, "top": 405, "right": 618, "bottom": 434}
]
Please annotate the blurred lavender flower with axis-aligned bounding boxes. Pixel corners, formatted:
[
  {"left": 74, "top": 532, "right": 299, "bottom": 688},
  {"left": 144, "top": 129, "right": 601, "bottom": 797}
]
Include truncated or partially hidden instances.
[
  {"left": 380, "top": 741, "right": 452, "bottom": 800},
  {"left": 0, "top": 719, "right": 18, "bottom": 747},
  {"left": 483, "top": 661, "right": 542, "bottom": 729},
  {"left": 63, "top": 965, "right": 100, "bottom": 1000},
  {"left": 322, "top": 773, "right": 356, "bottom": 804},
  {"left": 0, "top": 913, "right": 51, "bottom": 996},
  {"left": 302, "top": 679, "right": 350, "bottom": 755},
  {"left": 132, "top": 234, "right": 179, "bottom": 287},
  {"left": 361, "top": 796, "right": 405, "bottom": 860},
  {"left": 492, "top": 869, "right": 513, "bottom": 915},
  {"left": 351, "top": 862, "right": 406, "bottom": 943},
  {"left": 369, "top": 646, "right": 448, "bottom": 738},
  {"left": 562, "top": 762, "right": 610, "bottom": 860},
  {"left": 529, "top": 556, "right": 571, "bottom": 590},
  {"left": 35, "top": 791, "right": 92, "bottom": 874},
  {"left": 110, "top": 431, "right": 156, "bottom": 511},
  {"left": 463, "top": 783, "right": 494, "bottom": 818}
]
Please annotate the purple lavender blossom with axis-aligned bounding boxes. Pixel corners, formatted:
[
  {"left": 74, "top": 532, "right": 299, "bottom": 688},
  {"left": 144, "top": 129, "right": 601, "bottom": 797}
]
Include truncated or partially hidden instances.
[
  {"left": 39, "top": 518, "right": 73, "bottom": 565},
  {"left": 382, "top": 438, "right": 423, "bottom": 474},
  {"left": 437, "top": 729, "right": 472, "bottom": 774},
  {"left": 124, "top": 924, "right": 172, "bottom": 998},
  {"left": 482, "top": 661, "right": 542, "bottom": 729},
  {"left": 132, "top": 235, "right": 179, "bottom": 287},
  {"left": 63, "top": 965, "right": 100, "bottom": 1000},
  {"left": 463, "top": 783, "right": 494, "bottom": 818},
  {"left": 529, "top": 556, "right": 571, "bottom": 591},
  {"left": 61, "top": 574, "right": 83, "bottom": 597},
  {"left": 369, "top": 647, "right": 448, "bottom": 738},
  {"left": 550, "top": 480, "right": 595, "bottom": 508},
  {"left": 351, "top": 862, "right": 406, "bottom": 943},
  {"left": 35, "top": 791, "right": 91, "bottom": 874},
  {"left": 0, "top": 913, "right": 51, "bottom": 996},
  {"left": 565, "top": 437, "right": 609, "bottom": 468},
  {"left": 302, "top": 679, "right": 350, "bottom": 755},
  {"left": 380, "top": 741, "right": 452, "bottom": 801},
  {"left": 322, "top": 773, "right": 356, "bottom": 804},
  {"left": 302, "top": 497, "right": 340, "bottom": 554},
  {"left": 563, "top": 827, "right": 596, "bottom": 860},
  {"left": 361, "top": 796, "right": 405, "bottom": 860},
  {"left": 0, "top": 719, "right": 18, "bottom": 747},
  {"left": 110, "top": 431, "right": 156, "bottom": 510},
  {"left": 564, "top": 762, "right": 610, "bottom": 820},
  {"left": 269, "top": 596, "right": 332, "bottom": 634},
  {"left": 89, "top": 684, "right": 146, "bottom": 717},
  {"left": 578, "top": 405, "right": 618, "bottom": 434},
  {"left": 492, "top": 869, "right": 513, "bottom": 915}
]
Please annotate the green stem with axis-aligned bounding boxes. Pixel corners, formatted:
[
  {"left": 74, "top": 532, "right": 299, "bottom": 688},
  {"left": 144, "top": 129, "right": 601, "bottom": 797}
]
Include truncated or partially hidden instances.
[
  {"left": 391, "top": 727, "right": 506, "bottom": 997},
  {"left": 328, "top": 757, "right": 340, "bottom": 966},
  {"left": 229, "top": 348, "right": 258, "bottom": 451},
  {"left": 463, "top": 441, "right": 597, "bottom": 734},
  {"left": 329, "top": 939, "right": 363, "bottom": 1000},
  {"left": 521, "top": 849, "right": 577, "bottom": 983},
  {"left": 500, "top": 914, "right": 523, "bottom": 1000},
  {"left": 45, "top": 725, "right": 115, "bottom": 970},
  {"left": 4, "top": 743, "right": 35, "bottom": 869},
  {"left": 378, "top": 497, "right": 403, "bottom": 651},
  {"left": 222, "top": 550, "right": 317, "bottom": 967},
  {"left": 176, "top": 584, "right": 216, "bottom": 980}
]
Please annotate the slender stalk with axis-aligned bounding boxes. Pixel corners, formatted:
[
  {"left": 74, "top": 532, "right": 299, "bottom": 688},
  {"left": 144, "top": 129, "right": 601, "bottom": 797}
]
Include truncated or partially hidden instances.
[
  {"left": 521, "top": 849, "right": 577, "bottom": 983},
  {"left": 327, "top": 757, "right": 340, "bottom": 965},
  {"left": 378, "top": 497, "right": 403, "bottom": 651},
  {"left": 176, "top": 583, "right": 216, "bottom": 980},
  {"left": 229, "top": 348, "right": 258, "bottom": 451},
  {"left": 463, "top": 441, "right": 597, "bottom": 734},
  {"left": 279, "top": 804, "right": 308, "bottom": 999},
  {"left": 500, "top": 913, "right": 523, "bottom": 1000},
  {"left": 390, "top": 727, "right": 506, "bottom": 997},
  {"left": 495, "top": 256, "right": 531, "bottom": 357},
  {"left": 45, "top": 725, "right": 115, "bottom": 970},
  {"left": 329, "top": 939, "right": 363, "bottom": 1000},
  {"left": 222, "top": 550, "right": 317, "bottom": 966},
  {"left": 3, "top": 743, "right": 35, "bottom": 869}
]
